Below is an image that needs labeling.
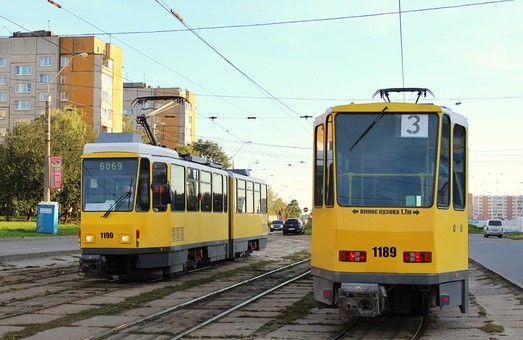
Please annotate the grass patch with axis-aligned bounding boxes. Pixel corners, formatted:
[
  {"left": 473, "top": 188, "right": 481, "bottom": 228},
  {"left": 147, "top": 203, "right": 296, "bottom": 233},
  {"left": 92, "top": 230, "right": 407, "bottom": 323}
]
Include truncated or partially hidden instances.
[
  {"left": 0, "top": 220, "right": 79, "bottom": 238},
  {"left": 468, "top": 224, "right": 484, "bottom": 234},
  {"left": 282, "top": 249, "right": 311, "bottom": 262},
  {"left": 504, "top": 232, "right": 523, "bottom": 240},
  {"left": 479, "top": 321, "right": 504, "bottom": 334}
]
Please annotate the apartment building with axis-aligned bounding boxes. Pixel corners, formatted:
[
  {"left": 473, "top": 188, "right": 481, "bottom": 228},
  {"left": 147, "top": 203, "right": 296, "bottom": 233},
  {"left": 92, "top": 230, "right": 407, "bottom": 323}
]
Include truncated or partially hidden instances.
[
  {"left": 123, "top": 82, "right": 196, "bottom": 149},
  {"left": 471, "top": 195, "right": 523, "bottom": 220},
  {"left": 0, "top": 30, "right": 123, "bottom": 138}
]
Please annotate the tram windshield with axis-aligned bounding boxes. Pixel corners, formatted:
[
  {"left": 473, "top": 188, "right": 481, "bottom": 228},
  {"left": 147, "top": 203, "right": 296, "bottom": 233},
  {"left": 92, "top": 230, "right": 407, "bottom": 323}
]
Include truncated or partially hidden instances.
[
  {"left": 82, "top": 158, "right": 138, "bottom": 212},
  {"left": 335, "top": 113, "right": 438, "bottom": 207}
]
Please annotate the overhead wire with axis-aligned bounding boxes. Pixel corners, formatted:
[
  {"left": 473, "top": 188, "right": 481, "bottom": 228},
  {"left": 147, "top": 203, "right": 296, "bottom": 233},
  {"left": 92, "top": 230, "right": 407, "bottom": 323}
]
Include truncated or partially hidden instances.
[
  {"left": 154, "top": 0, "right": 311, "bottom": 131},
  {"left": 61, "top": 0, "right": 513, "bottom": 36},
  {"left": 44, "top": 3, "right": 274, "bottom": 125}
]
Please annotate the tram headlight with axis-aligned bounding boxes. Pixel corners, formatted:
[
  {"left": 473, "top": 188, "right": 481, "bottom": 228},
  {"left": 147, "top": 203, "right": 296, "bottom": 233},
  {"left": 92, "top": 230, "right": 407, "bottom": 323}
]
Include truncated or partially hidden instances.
[
  {"left": 84, "top": 234, "right": 95, "bottom": 243},
  {"left": 119, "top": 234, "right": 131, "bottom": 244}
]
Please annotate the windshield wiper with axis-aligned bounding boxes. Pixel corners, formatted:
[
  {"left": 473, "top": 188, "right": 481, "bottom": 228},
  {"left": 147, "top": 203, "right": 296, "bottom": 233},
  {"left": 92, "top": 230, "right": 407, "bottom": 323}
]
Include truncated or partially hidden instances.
[
  {"left": 349, "top": 106, "right": 388, "bottom": 151},
  {"left": 102, "top": 191, "right": 131, "bottom": 218}
]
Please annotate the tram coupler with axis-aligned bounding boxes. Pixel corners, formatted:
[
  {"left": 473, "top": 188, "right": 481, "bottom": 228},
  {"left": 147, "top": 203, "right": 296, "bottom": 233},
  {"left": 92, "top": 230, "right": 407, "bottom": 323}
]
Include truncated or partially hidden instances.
[
  {"left": 79, "top": 255, "right": 105, "bottom": 276},
  {"left": 338, "top": 283, "right": 387, "bottom": 317}
]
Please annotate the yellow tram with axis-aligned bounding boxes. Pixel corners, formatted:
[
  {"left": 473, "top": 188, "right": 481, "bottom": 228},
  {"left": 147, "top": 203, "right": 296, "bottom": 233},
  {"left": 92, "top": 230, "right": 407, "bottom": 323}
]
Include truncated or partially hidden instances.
[
  {"left": 79, "top": 133, "right": 268, "bottom": 278},
  {"left": 311, "top": 88, "right": 468, "bottom": 316}
]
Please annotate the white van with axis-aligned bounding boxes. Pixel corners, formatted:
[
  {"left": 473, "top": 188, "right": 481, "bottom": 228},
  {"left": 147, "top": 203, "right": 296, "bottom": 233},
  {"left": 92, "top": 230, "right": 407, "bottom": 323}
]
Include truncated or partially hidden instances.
[{"left": 484, "top": 219, "right": 503, "bottom": 238}]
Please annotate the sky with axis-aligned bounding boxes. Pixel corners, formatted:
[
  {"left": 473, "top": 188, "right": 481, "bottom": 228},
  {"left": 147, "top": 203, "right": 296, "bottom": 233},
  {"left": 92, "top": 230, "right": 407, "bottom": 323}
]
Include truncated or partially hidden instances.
[{"left": 2, "top": 0, "right": 523, "bottom": 211}]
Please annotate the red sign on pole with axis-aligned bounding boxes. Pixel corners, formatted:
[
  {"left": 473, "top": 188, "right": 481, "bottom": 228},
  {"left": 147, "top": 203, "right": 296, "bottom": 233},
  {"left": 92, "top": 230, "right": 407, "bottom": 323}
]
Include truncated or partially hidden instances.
[
  {"left": 50, "top": 156, "right": 62, "bottom": 189},
  {"left": 303, "top": 207, "right": 309, "bottom": 213}
]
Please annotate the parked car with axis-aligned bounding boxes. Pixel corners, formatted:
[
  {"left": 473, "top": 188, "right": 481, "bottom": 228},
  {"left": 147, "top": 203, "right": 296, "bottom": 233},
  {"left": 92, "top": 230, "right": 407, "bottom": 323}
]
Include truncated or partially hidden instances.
[
  {"left": 283, "top": 218, "right": 305, "bottom": 235},
  {"left": 484, "top": 219, "right": 503, "bottom": 238},
  {"left": 270, "top": 220, "right": 284, "bottom": 232}
]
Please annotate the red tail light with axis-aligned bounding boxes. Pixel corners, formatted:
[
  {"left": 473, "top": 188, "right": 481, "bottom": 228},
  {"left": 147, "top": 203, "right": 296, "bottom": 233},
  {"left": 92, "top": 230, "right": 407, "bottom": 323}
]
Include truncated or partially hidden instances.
[
  {"left": 403, "top": 251, "right": 432, "bottom": 263},
  {"left": 78, "top": 229, "right": 81, "bottom": 246},
  {"left": 339, "top": 250, "right": 367, "bottom": 262},
  {"left": 136, "top": 229, "right": 140, "bottom": 247}
]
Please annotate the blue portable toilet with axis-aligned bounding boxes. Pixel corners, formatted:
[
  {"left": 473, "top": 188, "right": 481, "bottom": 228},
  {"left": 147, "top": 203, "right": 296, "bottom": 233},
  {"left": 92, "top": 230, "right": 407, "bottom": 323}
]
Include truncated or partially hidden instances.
[{"left": 36, "top": 202, "right": 59, "bottom": 234}]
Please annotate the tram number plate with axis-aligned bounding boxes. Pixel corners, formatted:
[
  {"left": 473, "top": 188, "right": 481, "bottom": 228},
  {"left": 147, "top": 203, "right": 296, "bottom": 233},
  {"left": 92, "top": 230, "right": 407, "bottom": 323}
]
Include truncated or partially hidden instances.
[
  {"left": 372, "top": 246, "right": 396, "bottom": 258},
  {"left": 100, "top": 232, "right": 114, "bottom": 239}
]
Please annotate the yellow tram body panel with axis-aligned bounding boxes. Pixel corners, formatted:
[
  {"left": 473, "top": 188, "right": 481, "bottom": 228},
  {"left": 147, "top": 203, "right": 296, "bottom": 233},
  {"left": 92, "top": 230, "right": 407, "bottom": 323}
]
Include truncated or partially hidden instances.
[
  {"left": 311, "top": 92, "right": 469, "bottom": 316},
  {"left": 311, "top": 207, "right": 468, "bottom": 275}
]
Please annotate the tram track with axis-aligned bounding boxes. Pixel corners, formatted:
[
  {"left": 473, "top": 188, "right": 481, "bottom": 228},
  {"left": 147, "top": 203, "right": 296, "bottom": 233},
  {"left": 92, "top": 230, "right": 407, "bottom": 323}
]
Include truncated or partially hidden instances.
[
  {"left": 331, "top": 314, "right": 428, "bottom": 340},
  {"left": 85, "top": 259, "right": 311, "bottom": 339}
]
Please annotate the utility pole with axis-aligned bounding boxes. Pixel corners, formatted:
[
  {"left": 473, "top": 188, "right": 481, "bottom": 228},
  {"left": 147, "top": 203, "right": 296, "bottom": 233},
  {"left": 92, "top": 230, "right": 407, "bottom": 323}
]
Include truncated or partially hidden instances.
[{"left": 43, "top": 52, "right": 87, "bottom": 202}]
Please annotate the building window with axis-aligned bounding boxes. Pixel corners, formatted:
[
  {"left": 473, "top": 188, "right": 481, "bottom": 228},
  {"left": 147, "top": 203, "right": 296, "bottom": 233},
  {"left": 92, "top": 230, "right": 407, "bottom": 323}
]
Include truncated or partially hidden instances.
[
  {"left": 39, "top": 56, "right": 52, "bottom": 67},
  {"left": 60, "top": 92, "right": 68, "bottom": 101},
  {"left": 15, "top": 65, "right": 32, "bottom": 75},
  {"left": 39, "top": 74, "right": 51, "bottom": 84},
  {"left": 0, "top": 75, "right": 7, "bottom": 85},
  {"left": 38, "top": 92, "right": 47, "bottom": 102},
  {"left": 14, "top": 100, "right": 31, "bottom": 110},
  {"left": 14, "top": 83, "right": 31, "bottom": 93},
  {"left": 123, "top": 108, "right": 133, "bottom": 116},
  {"left": 61, "top": 56, "right": 70, "bottom": 67},
  {"left": 0, "top": 127, "right": 6, "bottom": 136},
  {"left": 0, "top": 92, "right": 7, "bottom": 102},
  {"left": 0, "top": 58, "right": 7, "bottom": 67},
  {"left": 0, "top": 109, "right": 6, "bottom": 119},
  {"left": 60, "top": 74, "right": 67, "bottom": 84}
]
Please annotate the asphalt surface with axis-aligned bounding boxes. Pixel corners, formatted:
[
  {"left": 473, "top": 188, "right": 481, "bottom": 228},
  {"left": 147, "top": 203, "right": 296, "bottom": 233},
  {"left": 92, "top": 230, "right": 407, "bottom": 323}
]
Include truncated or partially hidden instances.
[
  {"left": 0, "top": 233, "right": 522, "bottom": 289},
  {"left": 468, "top": 233, "right": 523, "bottom": 289},
  {"left": 0, "top": 235, "right": 78, "bottom": 261}
]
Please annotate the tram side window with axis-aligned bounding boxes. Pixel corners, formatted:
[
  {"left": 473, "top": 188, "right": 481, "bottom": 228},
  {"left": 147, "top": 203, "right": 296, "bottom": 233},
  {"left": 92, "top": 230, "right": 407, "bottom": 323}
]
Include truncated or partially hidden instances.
[
  {"left": 261, "top": 184, "right": 267, "bottom": 213},
  {"left": 136, "top": 158, "right": 150, "bottom": 212},
  {"left": 314, "top": 124, "right": 325, "bottom": 207},
  {"left": 187, "top": 168, "right": 199, "bottom": 211},
  {"left": 237, "top": 179, "right": 246, "bottom": 213},
  {"left": 437, "top": 115, "right": 451, "bottom": 208},
  {"left": 170, "top": 164, "right": 185, "bottom": 211},
  {"left": 254, "top": 183, "right": 261, "bottom": 213},
  {"left": 246, "top": 181, "right": 254, "bottom": 213},
  {"left": 453, "top": 125, "right": 466, "bottom": 210},
  {"left": 325, "top": 115, "right": 334, "bottom": 207},
  {"left": 152, "top": 162, "right": 168, "bottom": 212},
  {"left": 213, "top": 173, "right": 224, "bottom": 212},
  {"left": 223, "top": 176, "right": 228, "bottom": 212},
  {"left": 201, "top": 171, "right": 212, "bottom": 212}
]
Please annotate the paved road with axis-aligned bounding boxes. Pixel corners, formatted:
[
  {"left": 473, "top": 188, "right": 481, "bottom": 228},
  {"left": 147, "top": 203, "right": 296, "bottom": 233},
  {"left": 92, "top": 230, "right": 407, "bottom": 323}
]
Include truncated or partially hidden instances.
[
  {"left": 0, "top": 236, "right": 78, "bottom": 261},
  {"left": 0, "top": 233, "right": 521, "bottom": 289},
  {"left": 469, "top": 233, "right": 523, "bottom": 289}
]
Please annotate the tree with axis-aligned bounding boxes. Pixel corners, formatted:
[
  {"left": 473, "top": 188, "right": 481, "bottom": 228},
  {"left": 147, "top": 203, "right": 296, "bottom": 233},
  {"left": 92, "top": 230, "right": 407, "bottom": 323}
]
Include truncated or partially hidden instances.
[
  {"left": 192, "top": 140, "right": 231, "bottom": 168},
  {"left": 50, "top": 106, "right": 96, "bottom": 217},
  {"left": 0, "top": 107, "right": 96, "bottom": 220},
  {"left": 285, "top": 199, "right": 302, "bottom": 218},
  {"left": 267, "top": 187, "right": 287, "bottom": 217},
  {"left": 0, "top": 121, "right": 45, "bottom": 220}
]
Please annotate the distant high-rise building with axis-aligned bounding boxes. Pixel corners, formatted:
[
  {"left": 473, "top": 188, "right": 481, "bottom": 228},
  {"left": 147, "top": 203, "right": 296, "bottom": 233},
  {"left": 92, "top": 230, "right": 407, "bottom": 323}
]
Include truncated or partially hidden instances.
[
  {"left": 471, "top": 194, "right": 523, "bottom": 220},
  {"left": 0, "top": 30, "right": 123, "bottom": 138},
  {"left": 123, "top": 82, "right": 196, "bottom": 149}
]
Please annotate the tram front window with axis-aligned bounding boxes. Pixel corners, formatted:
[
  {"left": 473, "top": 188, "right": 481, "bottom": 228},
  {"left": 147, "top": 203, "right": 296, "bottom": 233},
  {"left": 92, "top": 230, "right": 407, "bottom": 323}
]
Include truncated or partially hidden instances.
[
  {"left": 335, "top": 113, "right": 438, "bottom": 208},
  {"left": 82, "top": 158, "right": 139, "bottom": 212}
]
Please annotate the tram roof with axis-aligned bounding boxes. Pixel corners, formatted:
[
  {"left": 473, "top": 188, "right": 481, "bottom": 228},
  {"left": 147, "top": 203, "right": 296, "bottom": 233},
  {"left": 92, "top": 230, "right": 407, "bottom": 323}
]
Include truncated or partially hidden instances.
[
  {"left": 314, "top": 102, "right": 468, "bottom": 128},
  {"left": 84, "top": 133, "right": 180, "bottom": 159}
]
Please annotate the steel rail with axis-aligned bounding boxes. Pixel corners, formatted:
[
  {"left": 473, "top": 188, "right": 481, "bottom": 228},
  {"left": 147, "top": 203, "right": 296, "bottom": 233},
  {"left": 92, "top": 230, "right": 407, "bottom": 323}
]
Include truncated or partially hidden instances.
[
  {"left": 171, "top": 269, "right": 311, "bottom": 340},
  {"left": 85, "top": 258, "right": 310, "bottom": 340}
]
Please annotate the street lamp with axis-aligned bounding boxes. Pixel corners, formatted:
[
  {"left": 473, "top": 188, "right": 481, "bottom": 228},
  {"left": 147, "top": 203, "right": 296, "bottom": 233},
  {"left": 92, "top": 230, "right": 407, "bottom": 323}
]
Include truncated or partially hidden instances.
[
  {"left": 43, "top": 52, "right": 87, "bottom": 201},
  {"left": 247, "top": 160, "right": 259, "bottom": 170},
  {"left": 230, "top": 140, "right": 251, "bottom": 169}
]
